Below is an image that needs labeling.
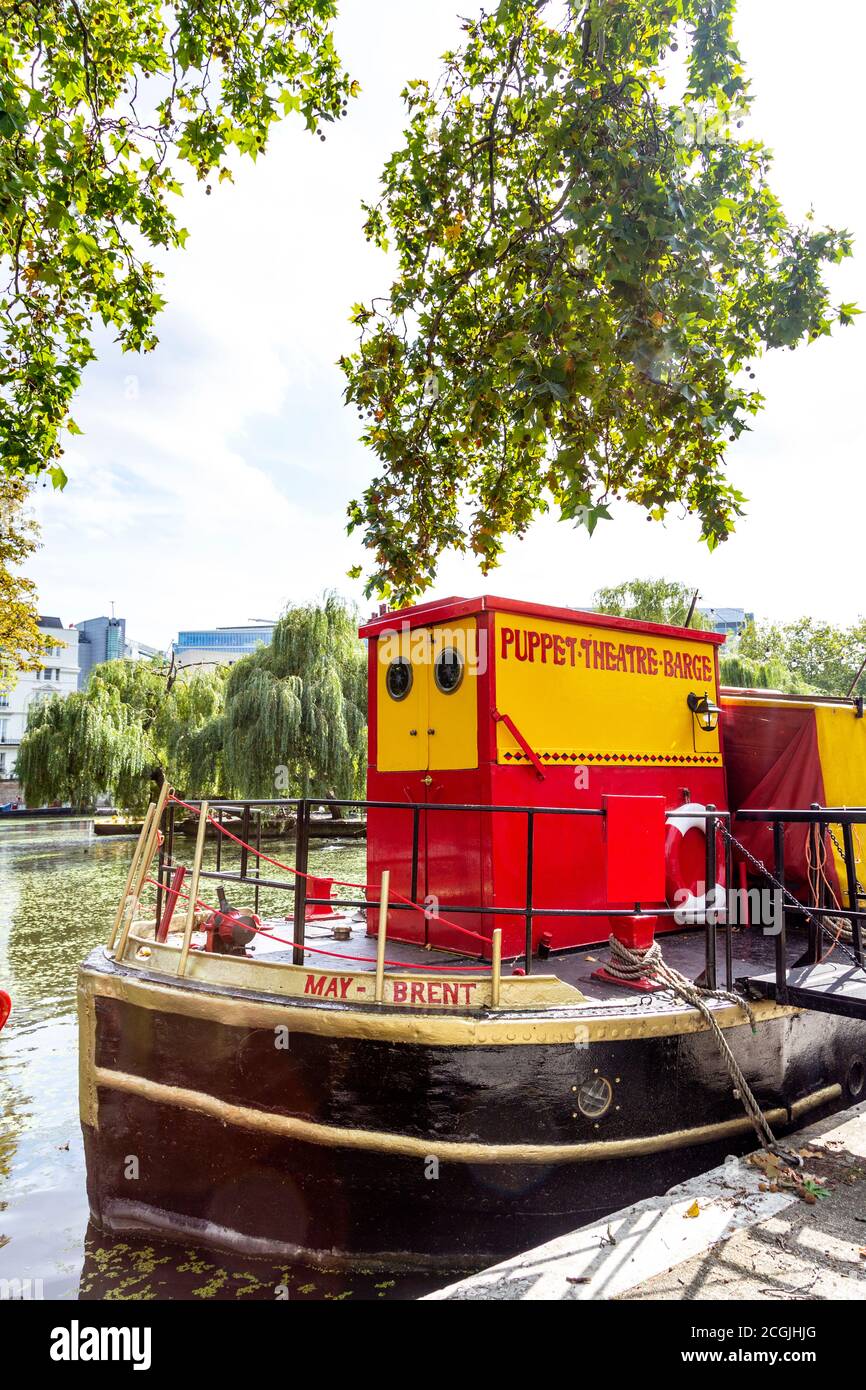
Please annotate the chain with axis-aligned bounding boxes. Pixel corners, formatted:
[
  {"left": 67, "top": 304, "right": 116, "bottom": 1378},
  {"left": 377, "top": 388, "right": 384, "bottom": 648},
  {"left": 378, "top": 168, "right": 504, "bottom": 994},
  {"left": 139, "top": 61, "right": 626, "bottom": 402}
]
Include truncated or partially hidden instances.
[
  {"left": 826, "top": 823, "right": 866, "bottom": 900},
  {"left": 717, "top": 821, "right": 818, "bottom": 927}
]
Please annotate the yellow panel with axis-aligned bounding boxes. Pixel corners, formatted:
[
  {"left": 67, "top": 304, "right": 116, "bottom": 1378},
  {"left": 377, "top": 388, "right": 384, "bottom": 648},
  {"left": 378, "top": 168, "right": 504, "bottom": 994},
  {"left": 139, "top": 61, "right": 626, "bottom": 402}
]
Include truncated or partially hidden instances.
[
  {"left": 428, "top": 620, "right": 479, "bottom": 771},
  {"left": 375, "top": 628, "right": 429, "bottom": 772},
  {"left": 494, "top": 613, "right": 720, "bottom": 767},
  {"left": 815, "top": 704, "right": 866, "bottom": 900}
]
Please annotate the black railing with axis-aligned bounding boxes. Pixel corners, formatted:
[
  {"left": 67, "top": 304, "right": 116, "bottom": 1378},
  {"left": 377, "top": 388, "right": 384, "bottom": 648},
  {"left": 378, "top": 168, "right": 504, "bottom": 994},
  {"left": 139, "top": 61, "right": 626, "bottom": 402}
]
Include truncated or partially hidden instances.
[
  {"left": 735, "top": 805, "right": 866, "bottom": 1007},
  {"left": 155, "top": 796, "right": 733, "bottom": 979}
]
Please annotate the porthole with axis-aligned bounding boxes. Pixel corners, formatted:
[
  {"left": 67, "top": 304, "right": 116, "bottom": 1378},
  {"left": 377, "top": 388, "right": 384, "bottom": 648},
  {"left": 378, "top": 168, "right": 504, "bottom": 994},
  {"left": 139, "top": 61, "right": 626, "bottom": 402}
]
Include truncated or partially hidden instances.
[
  {"left": 847, "top": 1058, "right": 865, "bottom": 1100},
  {"left": 385, "top": 658, "right": 413, "bottom": 702},
  {"left": 434, "top": 647, "right": 464, "bottom": 694},
  {"left": 576, "top": 1076, "right": 613, "bottom": 1119}
]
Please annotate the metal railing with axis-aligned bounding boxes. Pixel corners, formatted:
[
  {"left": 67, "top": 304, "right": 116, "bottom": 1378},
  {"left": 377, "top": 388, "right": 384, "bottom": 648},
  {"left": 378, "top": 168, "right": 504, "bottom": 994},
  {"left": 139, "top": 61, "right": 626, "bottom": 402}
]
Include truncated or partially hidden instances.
[
  {"left": 152, "top": 796, "right": 734, "bottom": 979},
  {"left": 735, "top": 805, "right": 866, "bottom": 1005}
]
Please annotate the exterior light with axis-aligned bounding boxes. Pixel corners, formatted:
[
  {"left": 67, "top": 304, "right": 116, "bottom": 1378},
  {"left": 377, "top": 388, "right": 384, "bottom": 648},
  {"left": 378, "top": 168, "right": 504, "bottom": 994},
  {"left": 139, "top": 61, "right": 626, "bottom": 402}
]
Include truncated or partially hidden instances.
[{"left": 687, "top": 690, "right": 721, "bottom": 733}]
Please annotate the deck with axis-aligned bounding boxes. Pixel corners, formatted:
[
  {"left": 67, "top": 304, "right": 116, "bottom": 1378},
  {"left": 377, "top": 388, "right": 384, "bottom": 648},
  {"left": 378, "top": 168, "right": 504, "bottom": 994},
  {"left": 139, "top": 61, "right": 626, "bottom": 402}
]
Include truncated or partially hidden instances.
[{"left": 240, "top": 914, "right": 820, "bottom": 1017}]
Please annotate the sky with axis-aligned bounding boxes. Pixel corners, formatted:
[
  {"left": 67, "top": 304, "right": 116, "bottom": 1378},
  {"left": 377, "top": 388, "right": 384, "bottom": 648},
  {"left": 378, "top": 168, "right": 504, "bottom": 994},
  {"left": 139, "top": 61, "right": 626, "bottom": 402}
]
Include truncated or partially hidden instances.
[{"left": 25, "top": 1, "right": 866, "bottom": 650}]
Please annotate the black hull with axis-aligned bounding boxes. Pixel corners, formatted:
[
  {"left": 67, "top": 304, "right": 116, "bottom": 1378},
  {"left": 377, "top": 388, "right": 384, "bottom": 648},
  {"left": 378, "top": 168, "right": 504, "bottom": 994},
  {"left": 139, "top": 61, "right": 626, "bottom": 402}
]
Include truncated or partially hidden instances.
[{"left": 79, "top": 954, "right": 866, "bottom": 1272}]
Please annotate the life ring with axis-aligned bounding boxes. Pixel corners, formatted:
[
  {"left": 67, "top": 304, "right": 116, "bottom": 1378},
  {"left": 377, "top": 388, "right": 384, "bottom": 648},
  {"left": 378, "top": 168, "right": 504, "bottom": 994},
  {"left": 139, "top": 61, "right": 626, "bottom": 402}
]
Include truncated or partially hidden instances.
[{"left": 665, "top": 803, "right": 725, "bottom": 920}]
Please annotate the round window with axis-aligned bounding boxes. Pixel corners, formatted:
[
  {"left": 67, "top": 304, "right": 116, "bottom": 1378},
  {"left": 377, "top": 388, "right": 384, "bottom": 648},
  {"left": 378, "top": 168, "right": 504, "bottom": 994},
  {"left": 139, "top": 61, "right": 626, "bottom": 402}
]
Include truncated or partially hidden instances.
[
  {"left": 434, "top": 647, "right": 464, "bottom": 694},
  {"left": 385, "top": 658, "right": 413, "bottom": 702},
  {"left": 576, "top": 1076, "right": 613, "bottom": 1119}
]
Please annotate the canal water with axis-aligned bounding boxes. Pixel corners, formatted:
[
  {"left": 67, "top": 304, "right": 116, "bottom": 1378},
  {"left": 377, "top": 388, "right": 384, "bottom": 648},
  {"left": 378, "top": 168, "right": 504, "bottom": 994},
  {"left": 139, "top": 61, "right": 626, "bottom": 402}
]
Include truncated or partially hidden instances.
[{"left": 0, "top": 819, "right": 433, "bottom": 1301}]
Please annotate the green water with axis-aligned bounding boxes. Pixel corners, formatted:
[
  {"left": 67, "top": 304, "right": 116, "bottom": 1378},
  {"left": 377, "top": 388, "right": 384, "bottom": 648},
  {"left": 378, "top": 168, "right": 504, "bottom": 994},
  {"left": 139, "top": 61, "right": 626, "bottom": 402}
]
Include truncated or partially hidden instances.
[{"left": 0, "top": 819, "right": 430, "bottom": 1300}]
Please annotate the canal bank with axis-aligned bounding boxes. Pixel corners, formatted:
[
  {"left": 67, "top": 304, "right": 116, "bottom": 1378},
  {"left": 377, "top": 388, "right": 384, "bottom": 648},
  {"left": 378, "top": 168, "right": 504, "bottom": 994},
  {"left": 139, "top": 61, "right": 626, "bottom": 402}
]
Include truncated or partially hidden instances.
[{"left": 426, "top": 1102, "right": 866, "bottom": 1300}]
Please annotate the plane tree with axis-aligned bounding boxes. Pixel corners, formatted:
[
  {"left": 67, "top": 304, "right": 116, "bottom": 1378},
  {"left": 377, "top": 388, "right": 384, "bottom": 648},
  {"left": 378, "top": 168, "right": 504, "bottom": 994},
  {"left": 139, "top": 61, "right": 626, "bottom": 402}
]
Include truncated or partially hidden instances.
[
  {"left": 341, "top": 0, "right": 856, "bottom": 599},
  {"left": 0, "top": 0, "right": 355, "bottom": 485}
]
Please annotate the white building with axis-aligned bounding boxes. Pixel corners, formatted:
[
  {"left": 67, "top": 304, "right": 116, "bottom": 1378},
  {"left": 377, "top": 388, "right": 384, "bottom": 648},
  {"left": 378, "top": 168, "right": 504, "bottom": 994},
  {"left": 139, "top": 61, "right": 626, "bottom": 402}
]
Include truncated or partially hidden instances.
[
  {"left": 171, "top": 623, "right": 275, "bottom": 672},
  {"left": 0, "top": 616, "right": 80, "bottom": 796}
]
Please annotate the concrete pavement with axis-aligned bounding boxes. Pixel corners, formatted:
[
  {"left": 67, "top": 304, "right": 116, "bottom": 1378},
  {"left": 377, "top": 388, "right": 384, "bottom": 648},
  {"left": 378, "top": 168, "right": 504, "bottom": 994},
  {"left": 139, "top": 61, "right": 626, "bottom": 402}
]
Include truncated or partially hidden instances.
[{"left": 426, "top": 1103, "right": 866, "bottom": 1301}]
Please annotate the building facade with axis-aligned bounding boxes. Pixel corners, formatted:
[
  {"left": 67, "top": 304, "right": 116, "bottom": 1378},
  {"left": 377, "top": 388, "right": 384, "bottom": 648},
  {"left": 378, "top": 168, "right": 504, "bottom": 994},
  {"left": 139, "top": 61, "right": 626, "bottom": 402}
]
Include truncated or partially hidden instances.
[
  {"left": 75, "top": 616, "right": 162, "bottom": 686},
  {"left": 75, "top": 615, "right": 126, "bottom": 688},
  {"left": 172, "top": 624, "right": 275, "bottom": 671},
  {"left": 698, "top": 606, "right": 754, "bottom": 640},
  {"left": 0, "top": 617, "right": 80, "bottom": 798}
]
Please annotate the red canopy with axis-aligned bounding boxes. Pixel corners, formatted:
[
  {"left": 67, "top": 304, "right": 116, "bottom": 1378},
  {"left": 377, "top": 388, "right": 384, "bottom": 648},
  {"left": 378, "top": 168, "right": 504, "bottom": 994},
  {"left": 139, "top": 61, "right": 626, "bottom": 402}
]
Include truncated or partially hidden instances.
[{"left": 723, "top": 700, "right": 834, "bottom": 895}]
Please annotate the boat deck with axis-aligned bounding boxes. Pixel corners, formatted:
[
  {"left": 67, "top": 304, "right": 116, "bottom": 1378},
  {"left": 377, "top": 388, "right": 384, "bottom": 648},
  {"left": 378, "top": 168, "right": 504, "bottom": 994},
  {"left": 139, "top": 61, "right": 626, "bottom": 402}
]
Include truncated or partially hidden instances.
[{"left": 241, "top": 915, "right": 815, "bottom": 1015}]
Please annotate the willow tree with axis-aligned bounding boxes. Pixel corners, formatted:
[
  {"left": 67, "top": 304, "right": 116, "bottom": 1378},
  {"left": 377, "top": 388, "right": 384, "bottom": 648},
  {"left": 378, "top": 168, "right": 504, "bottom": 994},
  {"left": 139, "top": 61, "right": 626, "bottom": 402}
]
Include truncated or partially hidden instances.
[
  {"left": 719, "top": 653, "right": 805, "bottom": 694},
  {"left": 16, "top": 657, "right": 226, "bottom": 809},
  {"left": 341, "top": 0, "right": 856, "bottom": 600},
  {"left": 197, "top": 594, "right": 366, "bottom": 803},
  {"left": 738, "top": 618, "right": 866, "bottom": 699},
  {"left": 593, "top": 577, "right": 708, "bottom": 628}
]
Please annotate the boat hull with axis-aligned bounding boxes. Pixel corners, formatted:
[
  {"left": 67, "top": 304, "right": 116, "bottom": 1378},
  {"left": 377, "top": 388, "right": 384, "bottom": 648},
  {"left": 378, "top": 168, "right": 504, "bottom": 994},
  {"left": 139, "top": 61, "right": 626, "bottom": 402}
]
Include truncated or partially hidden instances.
[{"left": 79, "top": 951, "right": 866, "bottom": 1272}]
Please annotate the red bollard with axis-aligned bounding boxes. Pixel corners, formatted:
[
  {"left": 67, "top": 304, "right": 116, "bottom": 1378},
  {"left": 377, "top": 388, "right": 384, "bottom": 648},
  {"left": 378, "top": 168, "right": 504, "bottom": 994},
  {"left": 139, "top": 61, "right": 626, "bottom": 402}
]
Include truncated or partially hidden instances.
[
  {"left": 305, "top": 875, "right": 337, "bottom": 920},
  {"left": 592, "top": 915, "right": 665, "bottom": 992}
]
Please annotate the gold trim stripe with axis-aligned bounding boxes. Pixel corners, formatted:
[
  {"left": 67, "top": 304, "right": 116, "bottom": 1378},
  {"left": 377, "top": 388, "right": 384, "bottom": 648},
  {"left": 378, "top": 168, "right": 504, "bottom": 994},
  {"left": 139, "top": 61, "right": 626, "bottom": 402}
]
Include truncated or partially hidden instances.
[
  {"left": 91, "top": 1068, "right": 841, "bottom": 1166},
  {"left": 120, "top": 931, "right": 586, "bottom": 1009},
  {"left": 80, "top": 964, "right": 799, "bottom": 1048}
]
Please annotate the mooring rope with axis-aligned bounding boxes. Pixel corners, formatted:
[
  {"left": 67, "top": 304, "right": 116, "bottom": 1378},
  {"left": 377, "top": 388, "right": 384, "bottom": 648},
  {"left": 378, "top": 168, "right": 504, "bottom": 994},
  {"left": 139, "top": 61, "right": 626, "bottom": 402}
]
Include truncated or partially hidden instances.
[{"left": 602, "top": 935, "right": 799, "bottom": 1161}]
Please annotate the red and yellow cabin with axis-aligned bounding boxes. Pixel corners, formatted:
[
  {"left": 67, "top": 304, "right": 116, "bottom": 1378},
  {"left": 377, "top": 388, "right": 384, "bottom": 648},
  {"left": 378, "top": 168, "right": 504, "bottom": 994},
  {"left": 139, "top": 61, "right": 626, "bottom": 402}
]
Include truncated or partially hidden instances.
[
  {"left": 722, "top": 689, "right": 866, "bottom": 903},
  {"left": 360, "top": 596, "right": 726, "bottom": 958}
]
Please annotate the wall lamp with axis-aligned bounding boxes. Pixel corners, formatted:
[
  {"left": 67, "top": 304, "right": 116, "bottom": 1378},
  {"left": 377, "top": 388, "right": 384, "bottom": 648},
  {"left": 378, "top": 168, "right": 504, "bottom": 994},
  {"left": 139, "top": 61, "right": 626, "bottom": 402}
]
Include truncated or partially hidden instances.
[{"left": 687, "top": 690, "right": 722, "bottom": 734}]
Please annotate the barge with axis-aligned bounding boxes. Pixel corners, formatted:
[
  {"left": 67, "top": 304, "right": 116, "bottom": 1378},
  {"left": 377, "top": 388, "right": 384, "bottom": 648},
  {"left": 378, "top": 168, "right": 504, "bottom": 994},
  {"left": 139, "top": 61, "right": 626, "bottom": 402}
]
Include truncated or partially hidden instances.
[{"left": 79, "top": 596, "right": 866, "bottom": 1272}]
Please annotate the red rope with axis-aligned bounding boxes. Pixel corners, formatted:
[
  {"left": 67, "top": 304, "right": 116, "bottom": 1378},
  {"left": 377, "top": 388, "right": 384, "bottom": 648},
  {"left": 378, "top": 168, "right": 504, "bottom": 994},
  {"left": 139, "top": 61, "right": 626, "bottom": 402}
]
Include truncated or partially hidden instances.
[
  {"left": 143, "top": 877, "right": 492, "bottom": 972},
  {"left": 167, "top": 794, "right": 489, "bottom": 947}
]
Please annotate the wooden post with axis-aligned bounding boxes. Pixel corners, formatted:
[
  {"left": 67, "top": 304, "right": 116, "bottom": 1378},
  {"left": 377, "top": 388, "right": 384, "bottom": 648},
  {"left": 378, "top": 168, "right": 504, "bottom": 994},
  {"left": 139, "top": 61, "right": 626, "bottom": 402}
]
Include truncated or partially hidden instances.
[
  {"left": 178, "top": 800, "right": 209, "bottom": 977},
  {"left": 106, "top": 801, "right": 155, "bottom": 949},
  {"left": 374, "top": 869, "right": 390, "bottom": 1003},
  {"left": 115, "top": 781, "right": 171, "bottom": 960},
  {"left": 491, "top": 928, "right": 502, "bottom": 1008}
]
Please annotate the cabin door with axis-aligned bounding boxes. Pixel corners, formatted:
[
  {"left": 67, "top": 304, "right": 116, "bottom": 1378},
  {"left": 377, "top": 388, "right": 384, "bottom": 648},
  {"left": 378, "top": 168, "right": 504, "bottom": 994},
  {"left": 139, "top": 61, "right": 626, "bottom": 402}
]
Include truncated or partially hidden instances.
[
  {"left": 421, "top": 621, "right": 482, "bottom": 951},
  {"left": 374, "top": 620, "right": 480, "bottom": 947}
]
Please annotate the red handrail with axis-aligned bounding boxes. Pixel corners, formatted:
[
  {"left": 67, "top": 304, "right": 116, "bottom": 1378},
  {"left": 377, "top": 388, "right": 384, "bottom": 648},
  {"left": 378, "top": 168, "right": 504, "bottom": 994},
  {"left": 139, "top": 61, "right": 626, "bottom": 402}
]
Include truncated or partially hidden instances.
[{"left": 492, "top": 708, "right": 546, "bottom": 780}]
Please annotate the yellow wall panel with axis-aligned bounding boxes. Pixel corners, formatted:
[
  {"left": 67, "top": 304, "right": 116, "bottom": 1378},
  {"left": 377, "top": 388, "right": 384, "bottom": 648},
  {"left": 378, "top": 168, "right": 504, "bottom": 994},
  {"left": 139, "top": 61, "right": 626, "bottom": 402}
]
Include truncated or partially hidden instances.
[
  {"left": 815, "top": 704, "right": 866, "bottom": 897},
  {"left": 493, "top": 613, "right": 720, "bottom": 766}
]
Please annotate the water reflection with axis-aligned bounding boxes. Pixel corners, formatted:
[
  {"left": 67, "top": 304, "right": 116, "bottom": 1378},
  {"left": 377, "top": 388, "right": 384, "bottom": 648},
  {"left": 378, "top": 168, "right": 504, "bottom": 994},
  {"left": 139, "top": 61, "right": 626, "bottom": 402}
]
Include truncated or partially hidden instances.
[{"left": 0, "top": 818, "right": 436, "bottom": 1300}]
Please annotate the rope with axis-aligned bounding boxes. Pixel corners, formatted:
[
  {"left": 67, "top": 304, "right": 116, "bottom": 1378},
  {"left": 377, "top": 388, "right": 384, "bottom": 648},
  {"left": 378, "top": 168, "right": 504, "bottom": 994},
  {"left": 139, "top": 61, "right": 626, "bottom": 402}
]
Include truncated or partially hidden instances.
[
  {"left": 168, "top": 794, "right": 490, "bottom": 949},
  {"left": 805, "top": 826, "right": 851, "bottom": 962},
  {"left": 143, "top": 876, "right": 492, "bottom": 972},
  {"left": 602, "top": 935, "right": 799, "bottom": 1162}
]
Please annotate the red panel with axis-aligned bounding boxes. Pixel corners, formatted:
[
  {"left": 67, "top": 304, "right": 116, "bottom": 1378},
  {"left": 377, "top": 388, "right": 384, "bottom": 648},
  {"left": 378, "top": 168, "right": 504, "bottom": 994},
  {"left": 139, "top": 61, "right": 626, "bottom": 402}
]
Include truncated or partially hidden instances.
[
  {"left": 365, "top": 768, "right": 487, "bottom": 954},
  {"left": 723, "top": 701, "right": 832, "bottom": 896},
  {"left": 366, "top": 770, "right": 429, "bottom": 945},
  {"left": 486, "top": 762, "right": 727, "bottom": 956},
  {"left": 603, "top": 795, "right": 666, "bottom": 905}
]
